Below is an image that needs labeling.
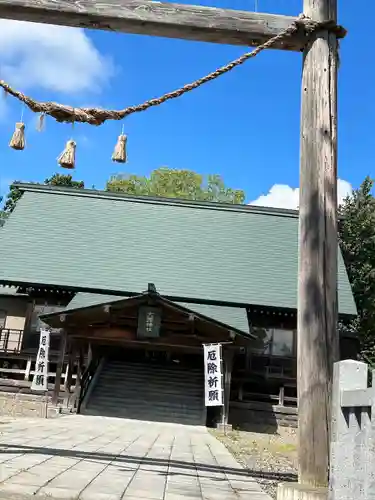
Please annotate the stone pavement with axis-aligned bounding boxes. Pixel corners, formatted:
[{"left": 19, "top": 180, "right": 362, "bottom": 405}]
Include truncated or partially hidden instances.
[{"left": 0, "top": 415, "right": 271, "bottom": 499}]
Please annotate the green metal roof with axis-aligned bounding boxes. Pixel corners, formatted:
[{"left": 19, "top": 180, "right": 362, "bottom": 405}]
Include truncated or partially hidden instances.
[
  {"left": 0, "top": 184, "right": 357, "bottom": 316},
  {"left": 66, "top": 293, "right": 120, "bottom": 311},
  {"left": 64, "top": 292, "right": 251, "bottom": 335}
]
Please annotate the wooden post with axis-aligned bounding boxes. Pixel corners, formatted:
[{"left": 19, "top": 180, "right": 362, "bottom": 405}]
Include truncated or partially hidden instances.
[
  {"left": 87, "top": 342, "right": 93, "bottom": 366},
  {"left": 298, "top": 0, "right": 339, "bottom": 488},
  {"left": 64, "top": 342, "right": 76, "bottom": 393},
  {"left": 279, "top": 385, "right": 285, "bottom": 407},
  {"left": 238, "top": 384, "right": 243, "bottom": 401},
  {"left": 221, "top": 348, "right": 234, "bottom": 427},
  {"left": 52, "top": 331, "right": 67, "bottom": 404},
  {"left": 72, "top": 344, "right": 84, "bottom": 411},
  {"left": 63, "top": 360, "right": 69, "bottom": 385},
  {"left": 24, "top": 357, "right": 32, "bottom": 381}
]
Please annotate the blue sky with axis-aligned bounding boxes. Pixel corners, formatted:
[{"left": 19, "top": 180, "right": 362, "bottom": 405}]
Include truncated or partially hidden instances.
[{"left": 0, "top": 0, "right": 373, "bottom": 207}]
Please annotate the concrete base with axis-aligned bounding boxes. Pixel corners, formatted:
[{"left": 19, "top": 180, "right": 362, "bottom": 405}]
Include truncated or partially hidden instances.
[
  {"left": 277, "top": 483, "right": 328, "bottom": 500},
  {"left": 215, "top": 423, "right": 233, "bottom": 432}
]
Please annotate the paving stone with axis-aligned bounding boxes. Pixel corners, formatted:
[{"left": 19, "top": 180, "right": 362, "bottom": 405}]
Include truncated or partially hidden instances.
[
  {"left": 45, "top": 470, "right": 102, "bottom": 490},
  {"left": 81, "top": 476, "right": 131, "bottom": 497},
  {"left": 3, "top": 471, "right": 50, "bottom": 487},
  {"left": 122, "top": 484, "right": 165, "bottom": 498},
  {"left": 125, "top": 482, "right": 166, "bottom": 498},
  {"left": 165, "top": 486, "right": 202, "bottom": 497},
  {"left": 0, "top": 415, "right": 272, "bottom": 500},
  {"left": 164, "top": 495, "right": 202, "bottom": 500},
  {"left": 0, "top": 453, "right": 24, "bottom": 463},
  {"left": 0, "top": 467, "right": 22, "bottom": 482},
  {"left": 80, "top": 494, "right": 123, "bottom": 500},
  {"left": 0, "top": 483, "right": 40, "bottom": 496},
  {"left": 37, "top": 486, "right": 84, "bottom": 499}
]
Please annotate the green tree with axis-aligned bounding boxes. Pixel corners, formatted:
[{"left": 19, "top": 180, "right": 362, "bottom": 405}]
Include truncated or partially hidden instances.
[
  {"left": 339, "top": 176, "right": 375, "bottom": 365},
  {"left": 2, "top": 173, "right": 85, "bottom": 215},
  {"left": 44, "top": 173, "right": 85, "bottom": 189},
  {"left": 2, "top": 184, "right": 23, "bottom": 214},
  {"left": 106, "top": 168, "right": 245, "bottom": 204},
  {"left": 0, "top": 196, "right": 6, "bottom": 227}
]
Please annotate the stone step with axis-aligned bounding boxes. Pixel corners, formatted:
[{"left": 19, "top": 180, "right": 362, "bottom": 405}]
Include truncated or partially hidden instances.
[
  {"left": 83, "top": 359, "right": 205, "bottom": 425},
  {"left": 106, "top": 363, "right": 202, "bottom": 376},
  {"left": 88, "top": 404, "right": 203, "bottom": 415},
  {"left": 106, "top": 360, "right": 203, "bottom": 373},
  {"left": 103, "top": 365, "right": 203, "bottom": 380},
  {"left": 84, "top": 407, "right": 205, "bottom": 425},
  {"left": 88, "top": 393, "right": 203, "bottom": 405},
  {"left": 97, "top": 374, "right": 202, "bottom": 386},
  {"left": 90, "top": 390, "right": 203, "bottom": 403},
  {"left": 96, "top": 375, "right": 202, "bottom": 386},
  {"left": 87, "top": 402, "right": 203, "bottom": 415},
  {"left": 96, "top": 377, "right": 204, "bottom": 394}
]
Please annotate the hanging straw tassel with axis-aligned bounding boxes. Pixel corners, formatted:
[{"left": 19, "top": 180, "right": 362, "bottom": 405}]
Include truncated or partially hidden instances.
[
  {"left": 9, "top": 122, "right": 26, "bottom": 150},
  {"left": 111, "top": 133, "right": 127, "bottom": 163},
  {"left": 37, "top": 113, "right": 46, "bottom": 132},
  {"left": 57, "top": 139, "right": 76, "bottom": 169}
]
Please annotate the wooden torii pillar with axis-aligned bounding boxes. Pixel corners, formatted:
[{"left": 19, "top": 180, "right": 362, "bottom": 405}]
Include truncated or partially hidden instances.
[
  {"left": 297, "top": 0, "right": 339, "bottom": 493},
  {"left": 0, "top": 0, "right": 339, "bottom": 496}
]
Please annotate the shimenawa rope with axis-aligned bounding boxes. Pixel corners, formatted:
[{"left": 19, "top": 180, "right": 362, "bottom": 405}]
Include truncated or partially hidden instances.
[
  {"left": 1, "top": 14, "right": 344, "bottom": 166},
  {"left": 0, "top": 14, "right": 344, "bottom": 127}
]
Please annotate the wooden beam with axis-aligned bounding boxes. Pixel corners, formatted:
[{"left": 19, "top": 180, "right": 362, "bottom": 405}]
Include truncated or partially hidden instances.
[
  {"left": 297, "top": 0, "right": 339, "bottom": 488},
  {"left": 52, "top": 330, "right": 67, "bottom": 404},
  {"left": 0, "top": 0, "right": 307, "bottom": 51},
  {"left": 71, "top": 335, "right": 206, "bottom": 350}
]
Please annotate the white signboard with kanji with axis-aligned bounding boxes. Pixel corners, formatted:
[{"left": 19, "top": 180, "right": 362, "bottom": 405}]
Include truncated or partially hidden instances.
[
  {"left": 31, "top": 328, "right": 50, "bottom": 392},
  {"left": 203, "top": 343, "right": 224, "bottom": 406}
]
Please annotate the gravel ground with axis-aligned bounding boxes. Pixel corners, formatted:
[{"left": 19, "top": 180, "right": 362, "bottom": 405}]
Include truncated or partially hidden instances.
[{"left": 211, "top": 425, "right": 298, "bottom": 499}]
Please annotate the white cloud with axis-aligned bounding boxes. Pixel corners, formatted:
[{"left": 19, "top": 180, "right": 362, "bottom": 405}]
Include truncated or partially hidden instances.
[
  {"left": 250, "top": 179, "right": 353, "bottom": 209},
  {"left": 0, "top": 20, "right": 113, "bottom": 95}
]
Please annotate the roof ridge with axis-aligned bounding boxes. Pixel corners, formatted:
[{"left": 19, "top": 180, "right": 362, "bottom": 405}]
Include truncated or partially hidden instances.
[{"left": 13, "top": 183, "right": 299, "bottom": 218}]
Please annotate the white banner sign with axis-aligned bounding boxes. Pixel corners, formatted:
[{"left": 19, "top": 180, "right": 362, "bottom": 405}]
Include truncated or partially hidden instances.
[
  {"left": 203, "top": 343, "right": 224, "bottom": 406},
  {"left": 31, "top": 329, "right": 50, "bottom": 392}
]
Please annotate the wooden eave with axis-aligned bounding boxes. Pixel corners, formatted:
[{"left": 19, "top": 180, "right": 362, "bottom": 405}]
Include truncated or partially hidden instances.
[{"left": 40, "top": 292, "right": 255, "bottom": 344}]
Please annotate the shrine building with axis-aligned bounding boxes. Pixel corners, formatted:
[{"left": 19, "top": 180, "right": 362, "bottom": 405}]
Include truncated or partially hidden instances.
[{"left": 0, "top": 183, "right": 357, "bottom": 427}]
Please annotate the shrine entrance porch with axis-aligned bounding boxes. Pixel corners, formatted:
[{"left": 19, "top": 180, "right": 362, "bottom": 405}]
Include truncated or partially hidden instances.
[{"left": 80, "top": 346, "right": 208, "bottom": 426}]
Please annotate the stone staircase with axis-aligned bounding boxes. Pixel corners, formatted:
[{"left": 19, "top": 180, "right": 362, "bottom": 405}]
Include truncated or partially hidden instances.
[{"left": 81, "top": 359, "right": 206, "bottom": 426}]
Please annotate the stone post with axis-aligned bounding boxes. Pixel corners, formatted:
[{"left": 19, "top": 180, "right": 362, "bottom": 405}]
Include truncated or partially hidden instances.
[{"left": 328, "top": 360, "right": 369, "bottom": 500}]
